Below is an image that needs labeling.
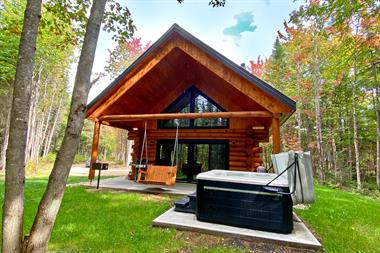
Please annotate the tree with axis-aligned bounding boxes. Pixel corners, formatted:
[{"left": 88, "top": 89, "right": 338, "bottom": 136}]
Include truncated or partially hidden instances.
[
  {"left": 1, "top": 0, "right": 134, "bottom": 250},
  {"left": 2, "top": 0, "right": 42, "bottom": 252},
  {"left": 105, "top": 37, "right": 151, "bottom": 78},
  {"left": 248, "top": 56, "right": 264, "bottom": 77},
  {"left": 22, "top": 1, "right": 111, "bottom": 251}
]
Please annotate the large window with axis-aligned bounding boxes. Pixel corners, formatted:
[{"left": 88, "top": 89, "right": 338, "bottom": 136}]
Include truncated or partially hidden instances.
[{"left": 158, "top": 87, "right": 228, "bottom": 128}]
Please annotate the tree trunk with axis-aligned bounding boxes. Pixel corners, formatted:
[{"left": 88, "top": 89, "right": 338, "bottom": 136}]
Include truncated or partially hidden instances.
[
  {"left": 32, "top": 77, "right": 49, "bottom": 164},
  {"left": 2, "top": 0, "right": 42, "bottom": 252},
  {"left": 372, "top": 59, "right": 380, "bottom": 189},
  {"left": 42, "top": 92, "right": 63, "bottom": 158},
  {"left": 331, "top": 128, "right": 338, "bottom": 181},
  {"left": 376, "top": 86, "right": 380, "bottom": 190},
  {"left": 40, "top": 83, "right": 58, "bottom": 158},
  {"left": 348, "top": 130, "right": 353, "bottom": 180},
  {"left": 26, "top": 66, "right": 42, "bottom": 164},
  {"left": 352, "top": 63, "right": 361, "bottom": 189},
  {"left": 296, "top": 63, "right": 302, "bottom": 150},
  {"left": 126, "top": 138, "right": 131, "bottom": 166},
  {"left": 313, "top": 36, "right": 325, "bottom": 183},
  {"left": 0, "top": 109, "right": 11, "bottom": 170},
  {"left": 23, "top": 1, "right": 107, "bottom": 251}
]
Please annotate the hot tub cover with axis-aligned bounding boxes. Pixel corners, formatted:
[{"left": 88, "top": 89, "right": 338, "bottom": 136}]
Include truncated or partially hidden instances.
[{"left": 272, "top": 151, "right": 315, "bottom": 205}]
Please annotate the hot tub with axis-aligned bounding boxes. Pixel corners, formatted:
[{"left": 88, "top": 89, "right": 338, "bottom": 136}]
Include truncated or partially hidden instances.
[{"left": 196, "top": 170, "right": 293, "bottom": 233}]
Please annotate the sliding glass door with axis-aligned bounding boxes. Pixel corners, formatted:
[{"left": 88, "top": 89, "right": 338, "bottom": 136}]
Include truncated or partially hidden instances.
[{"left": 156, "top": 140, "right": 228, "bottom": 182}]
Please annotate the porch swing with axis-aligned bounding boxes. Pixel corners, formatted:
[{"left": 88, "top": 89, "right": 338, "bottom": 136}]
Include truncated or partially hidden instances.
[{"left": 136, "top": 121, "right": 179, "bottom": 186}]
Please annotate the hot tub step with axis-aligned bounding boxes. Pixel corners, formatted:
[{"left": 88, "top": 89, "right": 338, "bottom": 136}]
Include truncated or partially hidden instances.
[{"left": 174, "top": 192, "right": 197, "bottom": 214}]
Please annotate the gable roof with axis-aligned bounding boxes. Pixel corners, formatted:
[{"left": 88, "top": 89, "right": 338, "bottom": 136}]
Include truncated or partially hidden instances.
[{"left": 86, "top": 24, "right": 295, "bottom": 119}]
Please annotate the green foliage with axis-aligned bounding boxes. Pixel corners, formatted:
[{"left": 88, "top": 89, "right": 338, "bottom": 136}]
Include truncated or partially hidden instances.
[
  {"left": 45, "top": 0, "right": 136, "bottom": 44},
  {"left": 76, "top": 120, "right": 93, "bottom": 159},
  {"left": 102, "top": 0, "right": 135, "bottom": 42},
  {"left": 76, "top": 121, "right": 124, "bottom": 162},
  {"left": 40, "top": 152, "right": 57, "bottom": 163},
  {"left": 261, "top": 0, "right": 380, "bottom": 187},
  {"left": 0, "top": 0, "right": 24, "bottom": 90},
  {"left": 73, "top": 153, "right": 87, "bottom": 164}
]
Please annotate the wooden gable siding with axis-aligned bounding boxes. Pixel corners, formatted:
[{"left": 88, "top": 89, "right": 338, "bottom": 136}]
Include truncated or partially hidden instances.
[
  {"left": 87, "top": 38, "right": 179, "bottom": 120},
  {"left": 87, "top": 35, "right": 293, "bottom": 122},
  {"left": 173, "top": 39, "right": 293, "bottom": 114},
  {"left": 92, "top": 46, "right": 273, "bottom": 130}
]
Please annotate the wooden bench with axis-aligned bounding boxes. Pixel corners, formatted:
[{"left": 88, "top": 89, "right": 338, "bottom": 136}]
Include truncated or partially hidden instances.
[{"left": 137, "top": 165, "right": 177, "bottom": 186}]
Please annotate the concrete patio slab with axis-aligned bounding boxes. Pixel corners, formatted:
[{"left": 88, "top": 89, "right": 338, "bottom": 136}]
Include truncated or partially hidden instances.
[
  {"left": 153, "top": 207, "right": 321, "bottom": 250},
  {"left": 70, "top": 177, "right": 196, "bottom": 196}
]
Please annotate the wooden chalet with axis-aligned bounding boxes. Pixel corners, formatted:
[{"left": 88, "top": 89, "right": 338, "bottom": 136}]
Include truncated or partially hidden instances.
[{"left": 86, "top": 24, "right": 295, "bottom": 181}]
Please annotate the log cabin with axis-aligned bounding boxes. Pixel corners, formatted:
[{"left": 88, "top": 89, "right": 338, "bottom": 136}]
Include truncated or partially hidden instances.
[{"left": 86, "top": 24, "right": 295, "bottom": 182}]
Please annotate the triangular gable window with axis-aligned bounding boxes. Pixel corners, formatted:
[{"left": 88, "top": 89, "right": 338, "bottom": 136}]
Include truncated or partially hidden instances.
[{"left": 158, "top": 86, "right": 228, "bottom": 128}]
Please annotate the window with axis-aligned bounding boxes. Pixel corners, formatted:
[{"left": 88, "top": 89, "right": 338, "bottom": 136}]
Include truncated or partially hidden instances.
[{"left": 158, "top": 87, "right": 228, "bottom": 128}]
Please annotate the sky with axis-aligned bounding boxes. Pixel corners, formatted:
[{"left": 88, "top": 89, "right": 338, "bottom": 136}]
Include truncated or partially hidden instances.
[{"left": 87, "top": 0, "right": 301, "bottom": 103}]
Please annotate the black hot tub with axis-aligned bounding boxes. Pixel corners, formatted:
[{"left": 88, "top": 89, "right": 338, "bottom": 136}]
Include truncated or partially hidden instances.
[{"left": 196, "top": 170, "right": 293, "bottom": 234}]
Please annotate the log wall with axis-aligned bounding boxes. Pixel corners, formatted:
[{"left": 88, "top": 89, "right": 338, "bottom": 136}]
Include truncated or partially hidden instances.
[{"left": 128, "top": 125, "right": 269, "bottom": 172}]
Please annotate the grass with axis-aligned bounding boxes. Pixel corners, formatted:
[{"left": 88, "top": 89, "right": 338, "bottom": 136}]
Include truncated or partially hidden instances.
[
  {"left": 0, "top": 176, "right": 379, "bottom": 252},
  {"left": 0, "top": 176, "right": 245, "bottom": 252},
  {"left": 295, "top": 183, "right": 380, "bottom": 253}
]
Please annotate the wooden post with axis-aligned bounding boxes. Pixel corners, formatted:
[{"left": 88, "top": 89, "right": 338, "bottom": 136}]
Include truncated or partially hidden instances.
[
  {"left": 272, "top": 115, "right": 281, "bottom": 154},
  {"left": 89, "top": 120, "right": 101, "bottom": 180}
]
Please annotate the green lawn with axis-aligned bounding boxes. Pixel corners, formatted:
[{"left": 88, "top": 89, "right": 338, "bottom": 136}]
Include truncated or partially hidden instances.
[
  {"left": 295, "top": 184, "right": 380, "bottom": 253},
  {"left": 0, "top": 177, "right": 379, "bottom": 252}
]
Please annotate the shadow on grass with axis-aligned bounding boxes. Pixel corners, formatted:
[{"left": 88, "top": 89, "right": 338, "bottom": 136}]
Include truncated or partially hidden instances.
[{"left": 50, "top": 188, "right": 178, "bottom": 252}]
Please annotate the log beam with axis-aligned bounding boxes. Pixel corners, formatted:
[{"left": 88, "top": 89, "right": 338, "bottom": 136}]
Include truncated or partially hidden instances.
[
  {"left": 88, "top": 120, "right": 101, "bottom": 180},
  {"left": 272, "top": 115, "right": 281, "bottom": 154},
  {"left": 99, "top": 111, "right": 272, "bottom": 122}
]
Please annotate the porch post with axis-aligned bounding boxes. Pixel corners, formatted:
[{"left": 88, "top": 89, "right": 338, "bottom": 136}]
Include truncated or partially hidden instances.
[
  {"left": 272, "top": 115, "right": 281, "bottom": 154},
  {"left": 89, "top": 120, "right": 101, "bottom": 180}
]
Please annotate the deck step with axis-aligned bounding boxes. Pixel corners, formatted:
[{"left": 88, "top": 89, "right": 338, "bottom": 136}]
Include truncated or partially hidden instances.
[{"left": 174, "top": 192, "right": 197, "bottom": 214}]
